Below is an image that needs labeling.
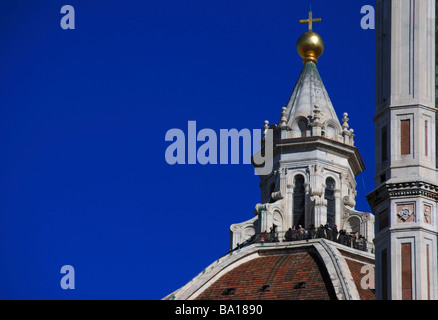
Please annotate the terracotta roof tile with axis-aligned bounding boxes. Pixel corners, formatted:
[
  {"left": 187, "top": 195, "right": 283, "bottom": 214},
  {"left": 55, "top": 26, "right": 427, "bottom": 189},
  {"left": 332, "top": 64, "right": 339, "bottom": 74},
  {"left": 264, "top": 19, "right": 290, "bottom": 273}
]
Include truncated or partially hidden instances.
[
  {"left": 195, "top": 252, "right": 337, "bottom": 300},
  {"left": 344, "top": 259, "right": 375, "bottom": 300}
]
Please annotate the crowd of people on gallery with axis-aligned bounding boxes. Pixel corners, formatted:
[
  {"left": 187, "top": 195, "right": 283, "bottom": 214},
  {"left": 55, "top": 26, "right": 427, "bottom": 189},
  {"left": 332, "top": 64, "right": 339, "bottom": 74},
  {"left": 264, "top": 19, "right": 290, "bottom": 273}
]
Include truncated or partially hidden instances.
[{"left": 234, "top": 222, "right": 369, "bottom": 252}]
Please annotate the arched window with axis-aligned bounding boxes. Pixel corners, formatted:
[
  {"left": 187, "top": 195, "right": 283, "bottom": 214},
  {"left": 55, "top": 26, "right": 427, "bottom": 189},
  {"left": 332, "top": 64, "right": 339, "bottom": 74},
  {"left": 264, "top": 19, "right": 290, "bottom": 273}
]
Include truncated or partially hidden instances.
[
  {"left": 326, "top": 125, "right": 337, "bottom": 140},
  {"left": 292, "top": 118, "right": 307, "bottom": 138},
  {"left": 345, "top": 216, "right": 361, "bottom": 234},
  {"left": 325, "top": 178, "right": 336, "bottom": 225},
  {"left": 297, "top": 120, "right": 307, "bottom": 138},
  {"left": 293, "top": 175, "right": 305, "bottom": 227}
]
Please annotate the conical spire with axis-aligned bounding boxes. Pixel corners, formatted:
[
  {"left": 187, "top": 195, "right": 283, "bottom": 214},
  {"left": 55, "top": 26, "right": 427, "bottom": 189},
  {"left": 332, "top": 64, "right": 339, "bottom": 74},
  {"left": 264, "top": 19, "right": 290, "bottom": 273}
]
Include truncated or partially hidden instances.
[
  {"left": 285, "top": 62, "right": 340, "bottom": 128},
  {"left": 279, "top": 11, "right": 349, "bottom": 143}
]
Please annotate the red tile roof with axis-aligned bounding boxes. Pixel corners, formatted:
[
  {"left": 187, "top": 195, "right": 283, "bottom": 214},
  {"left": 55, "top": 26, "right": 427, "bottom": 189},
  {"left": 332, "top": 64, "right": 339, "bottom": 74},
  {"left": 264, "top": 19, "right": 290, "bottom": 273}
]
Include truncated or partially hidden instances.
[
  {"left": 337, "top": 248, "right": 376, "bottom": 301},
  {"left": 195, "top": 252, "right": 337, "bottom": 300},
  {"left": 344, "top": 259, "right": 375, "bottom": 300}
]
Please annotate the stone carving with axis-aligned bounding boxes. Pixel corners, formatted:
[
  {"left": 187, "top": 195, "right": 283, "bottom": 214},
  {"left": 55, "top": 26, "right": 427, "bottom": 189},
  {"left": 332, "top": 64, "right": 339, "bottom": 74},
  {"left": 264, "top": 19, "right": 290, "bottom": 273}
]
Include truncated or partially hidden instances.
[
  {"left": 230, "top": 216, "right": 259, "bottom": 249},
  {"left": 342, "top": 208, "right": 350, "bottom": 220},
  {"left": 271, "top": 191, "right": 284, "bottom": 202},
  {"left": 343, "top": 196, "right": 355, "bottom": 208},
  {"left": 424, "top": 205, "right": 432, "bottom": 224},
  {"left": 397, "top": 205, "right": 414, "bottom": 222},
  {"left": 311, "top": 195, "right": 326, "bottom": 207}
]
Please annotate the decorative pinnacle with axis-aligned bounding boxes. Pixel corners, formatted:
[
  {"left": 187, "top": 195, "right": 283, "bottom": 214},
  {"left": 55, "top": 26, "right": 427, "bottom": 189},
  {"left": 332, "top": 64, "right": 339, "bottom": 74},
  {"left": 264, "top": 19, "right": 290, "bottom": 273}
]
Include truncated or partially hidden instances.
[
  {"left": 313, "top": 105, "right": 321, "bottom": 123},
  {"left": 342, "top": 113, "right": 349, "bottom": 130},
  {"left": 280, "top": 107, "right": 287, "bottom": 127},
  {"left": 263, "top": 120, "right": 270, "bottom": 138}
]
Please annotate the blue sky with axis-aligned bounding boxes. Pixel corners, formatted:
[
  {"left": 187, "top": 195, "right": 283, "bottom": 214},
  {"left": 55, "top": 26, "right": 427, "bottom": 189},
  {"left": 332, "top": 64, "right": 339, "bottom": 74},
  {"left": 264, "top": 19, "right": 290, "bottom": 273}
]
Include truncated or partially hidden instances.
[{"left": 0, "top": 0, "right": 375, "bottom": 299}]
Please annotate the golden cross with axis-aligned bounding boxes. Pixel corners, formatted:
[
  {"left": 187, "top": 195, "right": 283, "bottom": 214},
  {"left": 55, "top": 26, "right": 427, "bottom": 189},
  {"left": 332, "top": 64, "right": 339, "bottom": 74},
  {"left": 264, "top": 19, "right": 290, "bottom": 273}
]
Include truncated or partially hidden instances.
[{"left": 300, "top": 11, "right": 321, "bottom": 31}]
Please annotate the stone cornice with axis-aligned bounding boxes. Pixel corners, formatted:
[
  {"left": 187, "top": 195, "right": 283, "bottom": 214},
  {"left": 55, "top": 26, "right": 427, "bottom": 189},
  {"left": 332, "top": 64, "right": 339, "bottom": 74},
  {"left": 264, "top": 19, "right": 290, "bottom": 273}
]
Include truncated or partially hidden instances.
[
  {"left": 274, "top": 136, "right": 365, "bottom": 176},
  {"left": 373, "top": 103, "right": 437, "bottom": 122},
  {"left": 367, "top": 181, "right": 438, "bottom": 209},
  {"left": 373, "top": 225, "right": 438, "bottom": 244}
]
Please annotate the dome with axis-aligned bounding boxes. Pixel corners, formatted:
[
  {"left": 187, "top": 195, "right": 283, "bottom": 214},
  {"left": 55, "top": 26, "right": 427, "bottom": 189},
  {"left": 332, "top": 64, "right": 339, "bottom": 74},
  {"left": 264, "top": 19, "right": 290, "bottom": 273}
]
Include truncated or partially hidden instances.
[{"left": 163, "top": 239, "right": 376, "bottom": 300}]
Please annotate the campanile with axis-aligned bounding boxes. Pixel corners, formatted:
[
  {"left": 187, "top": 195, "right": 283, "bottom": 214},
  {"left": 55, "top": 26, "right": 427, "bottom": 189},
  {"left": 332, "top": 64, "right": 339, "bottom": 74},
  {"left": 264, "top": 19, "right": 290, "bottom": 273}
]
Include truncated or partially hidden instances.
[{"left": 367, "top": 0, "right": 438, "bottom": 300}]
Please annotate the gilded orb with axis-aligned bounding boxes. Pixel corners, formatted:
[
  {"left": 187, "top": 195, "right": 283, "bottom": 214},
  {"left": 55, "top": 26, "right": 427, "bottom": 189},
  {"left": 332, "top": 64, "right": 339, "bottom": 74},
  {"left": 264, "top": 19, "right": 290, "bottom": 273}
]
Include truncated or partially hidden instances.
[{"left": 296, "top": 31, "right": 325, "bottom": 64}]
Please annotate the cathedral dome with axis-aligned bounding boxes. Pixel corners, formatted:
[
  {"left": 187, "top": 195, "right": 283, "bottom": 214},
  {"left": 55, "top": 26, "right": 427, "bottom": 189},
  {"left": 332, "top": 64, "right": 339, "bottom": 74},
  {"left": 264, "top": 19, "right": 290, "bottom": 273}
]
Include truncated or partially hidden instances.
[
  {"left": 164, "top": 9, "right": 375, "bottom": 303},
  {"left": 163, "top": 240, "right": 375, "bottom": 300}
]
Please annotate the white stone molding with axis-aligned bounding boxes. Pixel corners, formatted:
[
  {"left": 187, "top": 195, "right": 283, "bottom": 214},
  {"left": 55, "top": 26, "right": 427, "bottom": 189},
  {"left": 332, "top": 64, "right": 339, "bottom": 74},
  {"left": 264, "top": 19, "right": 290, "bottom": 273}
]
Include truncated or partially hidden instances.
[{"left": 163, "top": 239, "right": 370, "bottom": 301}]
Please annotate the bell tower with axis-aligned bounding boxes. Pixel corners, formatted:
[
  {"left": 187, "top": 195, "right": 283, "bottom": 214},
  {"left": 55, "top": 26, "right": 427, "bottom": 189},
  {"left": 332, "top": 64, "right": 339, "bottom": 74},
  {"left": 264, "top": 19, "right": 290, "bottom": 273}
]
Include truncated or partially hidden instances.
[{"left": 367, "top": 0, "right": 438, "bottom": 300}]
